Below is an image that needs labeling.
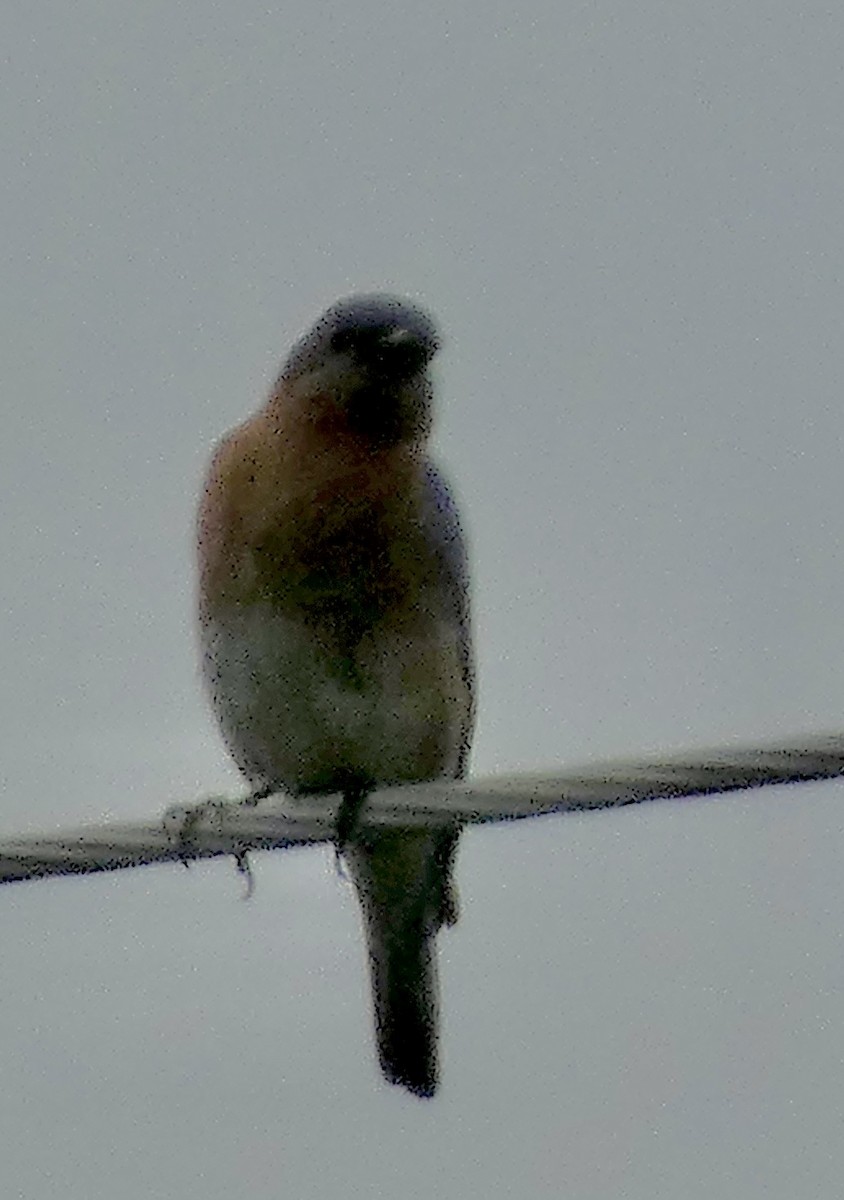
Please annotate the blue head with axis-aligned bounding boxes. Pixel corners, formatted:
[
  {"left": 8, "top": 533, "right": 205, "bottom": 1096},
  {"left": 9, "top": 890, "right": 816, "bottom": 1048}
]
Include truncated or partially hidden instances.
[{"left": 281, "top": 294, "right": 440, "bottom": 447}]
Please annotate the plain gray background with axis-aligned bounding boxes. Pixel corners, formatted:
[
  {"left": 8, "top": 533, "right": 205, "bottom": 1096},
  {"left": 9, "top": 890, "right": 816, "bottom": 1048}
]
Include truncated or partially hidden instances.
[{"left": 2, "top": 2, "right": 843, "bottom": 1196}]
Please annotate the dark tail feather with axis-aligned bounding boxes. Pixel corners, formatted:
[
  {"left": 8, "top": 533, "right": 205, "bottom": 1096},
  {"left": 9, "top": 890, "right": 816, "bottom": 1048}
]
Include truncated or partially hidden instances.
[
  {"left": 345, "top": 827, "right": 459, "bottom": 1099},
  {"left": 368, "top": 919, "right": 438, "bottom": 1098}
]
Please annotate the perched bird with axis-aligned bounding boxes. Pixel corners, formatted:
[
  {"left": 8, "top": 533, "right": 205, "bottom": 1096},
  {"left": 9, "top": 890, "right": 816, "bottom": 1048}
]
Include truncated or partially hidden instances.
[{"left": 197, "top": 293, "right": 474, "bottom": 1097}]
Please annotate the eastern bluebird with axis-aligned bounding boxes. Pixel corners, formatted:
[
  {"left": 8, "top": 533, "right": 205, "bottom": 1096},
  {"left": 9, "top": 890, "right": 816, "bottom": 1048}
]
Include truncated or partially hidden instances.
[{"left": 197, "top": 294, "right": 474, "bottom": 1097}]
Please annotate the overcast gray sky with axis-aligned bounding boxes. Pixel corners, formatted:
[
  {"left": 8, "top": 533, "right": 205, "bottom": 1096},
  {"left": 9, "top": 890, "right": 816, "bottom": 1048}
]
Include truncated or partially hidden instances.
[{"left": 2, "top": 2, "right": 843, "bottom": 1196}]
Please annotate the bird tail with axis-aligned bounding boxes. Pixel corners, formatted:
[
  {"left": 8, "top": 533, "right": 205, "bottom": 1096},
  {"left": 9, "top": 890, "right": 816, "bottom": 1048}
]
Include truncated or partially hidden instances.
[
  {"left": 367, "top": 909, "right": 439, "bottom": 1098},
  {"left": 345, "top": 827, "right": 459, "bottom": 1099}
]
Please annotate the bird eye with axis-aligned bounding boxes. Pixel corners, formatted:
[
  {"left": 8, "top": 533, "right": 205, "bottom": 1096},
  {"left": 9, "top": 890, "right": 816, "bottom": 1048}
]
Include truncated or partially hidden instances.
[{"left": 329, "top": 328, "right": 357, "bottom": 353}]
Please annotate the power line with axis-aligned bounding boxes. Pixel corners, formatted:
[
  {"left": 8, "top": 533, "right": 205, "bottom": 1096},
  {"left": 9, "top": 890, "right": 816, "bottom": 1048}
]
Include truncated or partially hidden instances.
[{"left": 2, "top": 732, "right": 842, "bottom": 886}]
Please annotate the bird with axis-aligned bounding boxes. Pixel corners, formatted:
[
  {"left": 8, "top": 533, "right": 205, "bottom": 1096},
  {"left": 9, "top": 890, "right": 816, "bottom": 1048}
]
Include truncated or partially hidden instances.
[{"left": 196, "top": 293, "right": 474, "bottom": 1097}]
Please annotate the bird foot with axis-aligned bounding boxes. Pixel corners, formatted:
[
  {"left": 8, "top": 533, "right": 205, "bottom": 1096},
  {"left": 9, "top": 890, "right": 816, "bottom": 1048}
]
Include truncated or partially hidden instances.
[{"left": 333, "top": 785, "right": 370, "bottom": 876}]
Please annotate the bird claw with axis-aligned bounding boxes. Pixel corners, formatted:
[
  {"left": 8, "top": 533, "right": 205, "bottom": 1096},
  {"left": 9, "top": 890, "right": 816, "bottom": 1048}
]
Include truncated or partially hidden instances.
[
  {"left": 163, "top": 788, "right": 271, "bottom": 847},
  {"left": 332, "top": 786, "right": 370, "bottom": 879},
  {"left": 234, "top": 848, "right": 256, "bottom": 898},
  {"left": 333, "top": 844, "right": 348, "bottom": 879},
  {"left": 163, "top": 798, "right": 227, "bottom": 866},
  {"left": 334, "top": 787, "right": 368, "bottom": 846},
  {"left": 244, "top": 785, "right": 273, "bottom": 807}
]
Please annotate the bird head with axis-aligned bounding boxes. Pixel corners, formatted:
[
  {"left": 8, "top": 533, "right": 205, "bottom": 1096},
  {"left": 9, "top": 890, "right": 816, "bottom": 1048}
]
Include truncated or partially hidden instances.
[{"left": 279, "top": 294, "right": 440, "bottom": 449}]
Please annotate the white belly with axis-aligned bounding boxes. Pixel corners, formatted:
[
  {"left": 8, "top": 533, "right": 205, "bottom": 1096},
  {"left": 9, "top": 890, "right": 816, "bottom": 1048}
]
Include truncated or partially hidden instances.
[{"left": 201, "top": 603, "right": 468, "bottom": 793}]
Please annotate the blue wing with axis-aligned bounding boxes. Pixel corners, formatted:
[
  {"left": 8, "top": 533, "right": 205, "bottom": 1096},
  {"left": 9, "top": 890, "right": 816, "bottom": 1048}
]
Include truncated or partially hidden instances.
[{"left": 421, "top": 459, "right": 475, "bottom": 778}]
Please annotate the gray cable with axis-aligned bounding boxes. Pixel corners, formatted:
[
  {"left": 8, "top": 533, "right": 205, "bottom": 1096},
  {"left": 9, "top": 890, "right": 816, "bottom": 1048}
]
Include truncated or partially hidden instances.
[{"left": 1, "top": 732, "right": 841, "bottom": 885}]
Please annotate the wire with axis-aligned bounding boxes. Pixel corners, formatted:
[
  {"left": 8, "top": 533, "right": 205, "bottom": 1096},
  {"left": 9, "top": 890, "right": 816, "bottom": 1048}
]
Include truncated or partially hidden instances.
[{"left": 1, "top": 732, "right": 842, "bottom": 886}]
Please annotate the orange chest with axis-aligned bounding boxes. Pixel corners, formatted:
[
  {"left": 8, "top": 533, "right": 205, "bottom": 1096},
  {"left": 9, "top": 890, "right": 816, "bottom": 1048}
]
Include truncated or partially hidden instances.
[{"left": 202, "top": 457, "right": 435, "bottom": 638}]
